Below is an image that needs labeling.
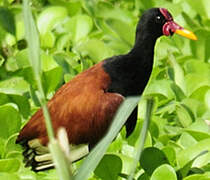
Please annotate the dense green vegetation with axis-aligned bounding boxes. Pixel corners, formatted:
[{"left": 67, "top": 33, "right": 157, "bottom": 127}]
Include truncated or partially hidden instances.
[{"left": 0, "top": 0, "right": 210, "bottom": 179}]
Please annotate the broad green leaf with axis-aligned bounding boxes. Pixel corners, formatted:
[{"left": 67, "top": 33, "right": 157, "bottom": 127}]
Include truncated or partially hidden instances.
[
  {"left": 108, "top": 153, "right": 133, "bottom": 175},
  {"left": 184, "top": 60, "right": 210, "bottom": 77},
  {"left": 37, "top": 6, "right": 67, "bottom": 35},
  {"left": 145, "top": 79, "right": 174, "bottom": 99},
  {"left": 0, "top": 173, "right": 19, "bottom": 180},
  {"left": 94, "top": 154, "right": 122, "bottom": 180},
  {"left": 190, "top": 29, "right": 210, "bottom": 62},
  {"left": 177, "top": 132, "right": 197, "bottom": 149},
  {"left": 75, "top": 96, "right": 140, "bottom": 180},
  {"left": 6, "top": 49, "right": 30, "bottom": 71},
  {"left": 15, "top": 49, "right": 30, "bottom": 68},
  {"left": 37, "top": 6, "right": 67, "bottom": 48},
  {"left": 181, "top": 98, "right": 205, "bottom": 118},
  {"left": 183, "top": 172, "right": 210, "bottom": 180},
  {"left": 41, "top": 53, "right": 59, "bottom": 72},
  {"left": 178, "top": 150, "right": 208, "bottom": 178},
  {"left": 105, "top": 19, "right": 135, "bottom": 46},
  {"left": 0, "top": 159, "right": 20, "bottom": 172},
  {"left": 177, "top": 139, "right": 210, "bottom": 168},
  {"left": 0, "top": 77, "right": 30, "bottom": 95},
  {"left": 176, "top": 105, "right": 193, "bottom": 127},
  {"left": 76, "top": 39, "right": 113, "bottom": 62},
  {"left": 0, "top": 7, "right": 15, "bottom": 35},
  {"left": 185, "top": 74, "right": 210, "bottom": 96},
  {"left": 42, "top": 67, "right": 63, "bottom": 95},
  {"left": 0, "top": 94, "right": 30, "bottom": 118},
  {"left": 162, "top": 147, "right": 176, "bottom": 166},
  {"left": 64, "top": 15, "right": 93, "bottom": 43},
  {"left": 0, "top": 104, "right": 21, "bottom": 139},
  {"left": 5, "top": 57, "right": 19, "bottom": 71},
  {"left": 186, "top": 0, "right": 210, "bottom": 18},
  {"left": 40, "top": 31, "right": 56, "bottom": 48},
  {"left": 15, "top": 12, "right": 25, "bottom": 41},
  {"left": 151, "top": 164, "right": 177, "bottom": 180},
  {"left": 190, "top": 86, "right": 210, "bottom": 104},
  {"left": 168, "top": 53, "right": 186, "bottom": 94},
  {"left": 95, "top": 2, "right": 133, "bottom": 23},
  {"left": 205, "top": 90, "right": 210, "bottom": 109},
  {"left": 185, "top": 120, "right": 210, "bottom": 141},
  {"left": 170, "top": 83, "right": 186, "bottom": 101},
  {"left": 140, "top": 147, "right": 169, "bottom": 176}
]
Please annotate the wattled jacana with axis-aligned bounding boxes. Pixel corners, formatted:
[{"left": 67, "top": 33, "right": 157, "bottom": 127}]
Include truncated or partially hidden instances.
[{"left": 16, "top": 8, "right": 197, "bottom": 171}]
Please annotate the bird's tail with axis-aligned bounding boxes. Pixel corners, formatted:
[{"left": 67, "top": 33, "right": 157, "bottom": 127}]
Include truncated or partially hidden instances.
[{"left": 18, "top": 139, "right": 89, "bottom": 171}]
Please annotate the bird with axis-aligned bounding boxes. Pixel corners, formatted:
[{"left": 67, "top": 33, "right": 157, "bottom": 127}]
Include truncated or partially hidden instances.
[{"left": 16, "top": 8, "right": 197, "bottom": 171}]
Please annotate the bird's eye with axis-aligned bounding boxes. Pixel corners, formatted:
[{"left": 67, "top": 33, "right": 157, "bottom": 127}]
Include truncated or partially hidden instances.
[{"left": 156, "top": 16, "right": 161, "bottom": 21}]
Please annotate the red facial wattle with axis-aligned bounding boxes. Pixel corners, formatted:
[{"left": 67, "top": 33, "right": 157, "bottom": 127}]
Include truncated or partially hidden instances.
[
  {"left": 159, "top": 8, "right": 197, "bottom": 40},
  {"left": 162, "top": 21, "right": 183, "bottom": 36}
]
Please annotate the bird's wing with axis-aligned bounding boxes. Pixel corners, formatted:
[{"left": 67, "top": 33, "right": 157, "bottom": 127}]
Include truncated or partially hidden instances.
[{"left": 16, "top": 62, "right": 124, "bottom": 146}]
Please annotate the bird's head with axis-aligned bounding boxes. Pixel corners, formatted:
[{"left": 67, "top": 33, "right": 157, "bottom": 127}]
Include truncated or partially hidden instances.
[{"left": 136, "top": 8, "right": 197, "bottom": 41}]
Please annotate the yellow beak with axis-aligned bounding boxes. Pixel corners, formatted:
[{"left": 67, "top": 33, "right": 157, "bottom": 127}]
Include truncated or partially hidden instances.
[{"left": 175, "top": 29, "right": 197, "bottom": 40}]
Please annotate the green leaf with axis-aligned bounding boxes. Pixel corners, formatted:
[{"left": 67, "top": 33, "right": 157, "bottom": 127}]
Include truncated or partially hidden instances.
[
  {"left": 140, "top": 147, "right": 169, "bottom": 176},
  {"left": 170, "top": 83, "right": 186, "bottom": 101},
  {"left": 94, "top": 154, "right": 122, "bottom": 180},
  {"left": 0, "top": 173, "right": 19, "bottom": 180},
  {"left": 150, "top": 164, "right": 177, "bottom": 180},
  {"left": 0, "top": 94, "right": 30, "bottom": 118},
  {"left": 41, "top": 53, "right": 59, "bottom": 72},
  {"left": 205, "top": 90, "right": 210, "bottom": 109},
  {"left": 190, "top": 29, "right": 210, "bottom": 62},
  {"left": 145, "top": 79, "right": 174, "bottom": 99},
  {"left": 138, "top": 173, "right": 150, "bottom": 180},
  {"left": 0, "top": 104, "right": 21, "bottom": 139},
  {"left": 64, "top": 15, "right": 93, "bottom": 43},
  {"left": 0, "top": 159, "right": 20, "bottom": 173},
  {"left": 186, "top": 0, "right": 210, "bottom": 18},
  {"left": 105, "top": 19, "right": 135, "bottom": 47},
  {"left": 75, "top": 96, "right": 140, "bottom": 180},
  {"left": 0, "top": 7, "right": 15, "bottom": 35},
  {"left": 162, "top": 147, "right": 176, "bottom": 166},
  {"left": 176, "top": 104, "right": 193, "bottom": 128},
  {"left": 168, "top": 52, "right": 186, "bottom": 94},
  {"left": 177, "top": 132, "right": 197, "bottom": 149},
  {"left": 178, "top": 150, "right": 208, "bottom": 178},
  {"left": 23, "top": 0, "right": 41, "bottom": 77},
  {"left": 76, "top": 39, "right": 113, "bottom": 62},
  {"left": 177, "top": 139, "right": 210, "bottom": 168},
  {"left": 0, "top": 77, "right": 29, "bottom": 95},
  {"left": 42, "top": 67, "right": 63, "bottom": 95},
  {"left": 185, "top": 74, "right": 210, "bottom": 96},
  {"left": 95, "top": 2, "right": 133, "bottom": 23},
  {"left": 183, "top": 172, "right": 210, "bottom": 180},
  {"left": 37, "top": 6, "right": 67, "bottom": 35}
]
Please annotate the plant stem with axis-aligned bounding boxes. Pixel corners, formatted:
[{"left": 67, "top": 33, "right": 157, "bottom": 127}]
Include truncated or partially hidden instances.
[{"left": 128, "top": 98, "right": 154, "bottom": 180}]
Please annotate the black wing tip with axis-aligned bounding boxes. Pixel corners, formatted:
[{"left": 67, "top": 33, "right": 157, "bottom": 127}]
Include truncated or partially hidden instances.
[{"left": 17, "top": 139, "right": 54, "bottom": 172}]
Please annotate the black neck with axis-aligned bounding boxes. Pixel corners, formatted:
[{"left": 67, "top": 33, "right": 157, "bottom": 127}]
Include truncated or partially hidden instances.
[
  {"left": 129, "top": 28, "right": 157, "bottom": 60},
  {"left": 103, "top": 29, "right": 159, "bottom": 96}
]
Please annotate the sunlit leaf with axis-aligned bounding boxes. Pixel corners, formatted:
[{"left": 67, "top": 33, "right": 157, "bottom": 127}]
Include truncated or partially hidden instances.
[
  {"left": 0, "top": 7, "right": 15, "bottom": 35},
  {"left": 150, "top": 164, "right": 177, "bottom": 180},
  {"left": 0, "top": 104, "right": 21, "bottom": 139},
  {"left": 94, "top": 154, "right": 122, "bottom": 180}
]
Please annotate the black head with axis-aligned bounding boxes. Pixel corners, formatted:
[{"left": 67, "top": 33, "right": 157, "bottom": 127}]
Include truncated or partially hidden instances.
[{"left": 135, "top": 8, "right": 197, "bottom": 41}]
